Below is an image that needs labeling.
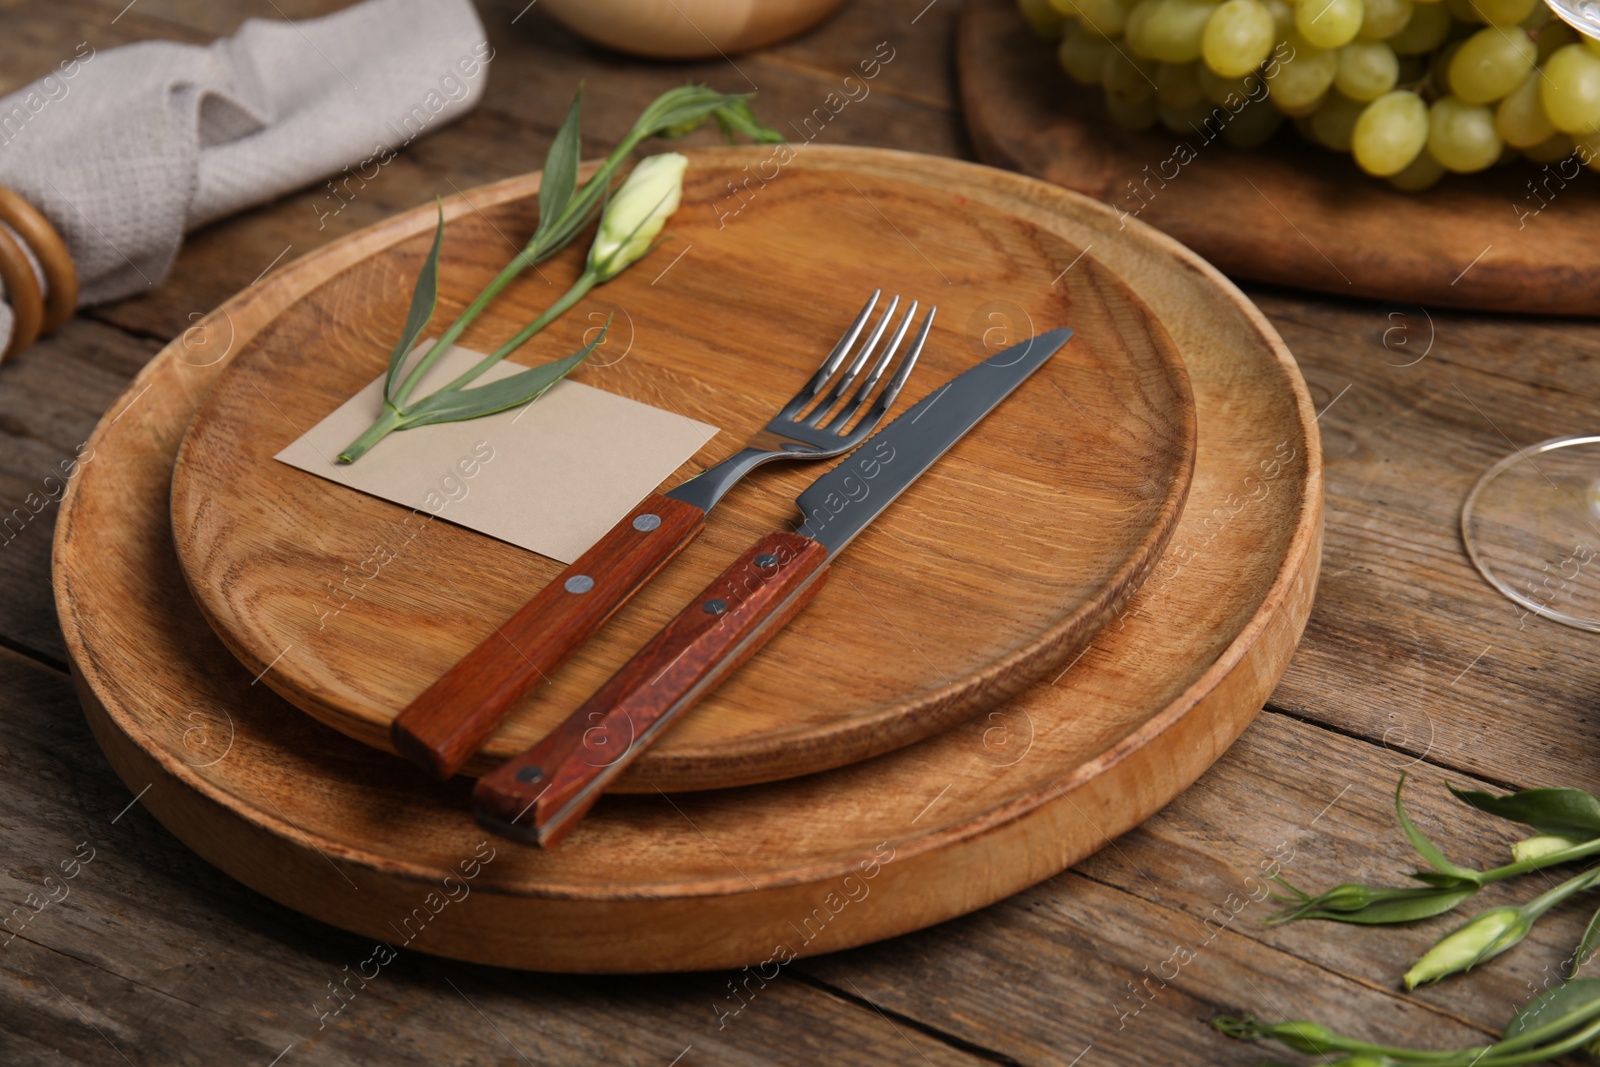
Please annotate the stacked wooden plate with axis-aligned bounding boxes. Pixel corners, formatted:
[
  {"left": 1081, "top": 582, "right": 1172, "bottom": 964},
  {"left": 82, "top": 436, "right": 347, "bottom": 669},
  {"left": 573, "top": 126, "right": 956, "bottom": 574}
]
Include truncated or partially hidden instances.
[{"left": 53, "top": 146, "right": 1321, "bottom": 972}]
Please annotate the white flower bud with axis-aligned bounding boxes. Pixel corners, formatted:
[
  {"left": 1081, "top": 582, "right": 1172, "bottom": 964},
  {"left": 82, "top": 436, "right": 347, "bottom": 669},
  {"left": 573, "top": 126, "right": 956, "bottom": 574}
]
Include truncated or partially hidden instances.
[{"left": 587, "top": 153, "right": 688, "bottom": 280}]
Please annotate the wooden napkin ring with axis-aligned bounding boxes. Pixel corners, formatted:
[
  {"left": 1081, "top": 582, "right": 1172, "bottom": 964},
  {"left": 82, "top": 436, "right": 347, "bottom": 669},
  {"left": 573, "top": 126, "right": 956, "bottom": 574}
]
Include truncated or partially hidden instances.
[
  {"left": 0, "top": 224, "right": 44, "bottom": 365},
  {"left": 0, "top": 185, "right": 77, "bottom": 334}
]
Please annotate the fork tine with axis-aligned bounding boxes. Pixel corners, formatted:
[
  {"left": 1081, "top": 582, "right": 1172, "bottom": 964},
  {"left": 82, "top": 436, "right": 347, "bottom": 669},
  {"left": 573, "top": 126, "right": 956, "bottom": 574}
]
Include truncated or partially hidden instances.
[
  {"left": 781, "top": 289, "right": 880, "bottom": 418},
  {"left": 858, "top": 306, "right": 936, "bottom": 431},
  {"left": 803, "top": 295, "right": 899, "bottom": 426},
  {"left": 824, "top": 300, "right": 917, "bottom": 432}
]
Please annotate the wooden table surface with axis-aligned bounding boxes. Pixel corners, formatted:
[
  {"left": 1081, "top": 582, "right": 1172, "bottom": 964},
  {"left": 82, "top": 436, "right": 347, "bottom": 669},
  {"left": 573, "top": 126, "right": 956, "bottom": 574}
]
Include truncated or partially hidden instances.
[{"left": 3, "top": 1, "right": 1598, "bottom": 1064}]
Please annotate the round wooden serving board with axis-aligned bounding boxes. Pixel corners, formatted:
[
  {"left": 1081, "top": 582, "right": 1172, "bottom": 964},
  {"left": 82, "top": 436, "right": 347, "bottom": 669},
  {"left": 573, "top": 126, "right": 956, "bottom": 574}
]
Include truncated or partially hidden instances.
[
  {"left": 168, "top": 149, "right": 1197, "bottom": 790},
  {"left": 55, "top": 148, "right": 1321, "bottom": 973},
  {"left": 959, "top": 0, "right": 1600, "bottom": 317}
]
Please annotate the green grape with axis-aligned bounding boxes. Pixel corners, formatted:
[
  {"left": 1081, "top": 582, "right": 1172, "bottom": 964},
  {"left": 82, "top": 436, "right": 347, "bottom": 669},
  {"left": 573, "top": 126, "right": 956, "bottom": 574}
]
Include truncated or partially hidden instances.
[
  {"left": 1062, "top": 0, "right": 1132, "bottom": 36},
  {"left": 1523, "top": 131, "right": 1574, "bottom": 161},
  {"left": 1222, "top": 98, "right": 1287, "bottom": 142},
  {"left": 1387, "top": 0, "right": 1452, "bottom": 53},
  {"left": 1576, "top": 130, "right": 1600, "bottom": 168},
  {"left": 1103, "top": 48, "right": 1163, "bottom": 100},
  {"left": 1541, "top": 43, "right": 1600, "bottom": 132},
  {"left": 1357, "top": 0, "right": 1413, "bottom": 39},
  {"left": 1445, "top": 0, "right": 1485, "bottom": 22},
  {"left": 1495, "top": 68, "right": 1558, "bottom": 144},
  {"left": 1296, "top": 0, "right": 1364, "bottom": 48},
  {"left": 1309, "top": 90, "right": 1368, "bottom": 147},
  {"left": 1587, "top": 36, "right": 1600, "bottom": 57},
  {"left": 1199, "top": 64, "right": 1264, "bottom": 104},
  {"left": 1142, "top": 0, "right": 1218, "bottom": 62},
  {"left": 1387, "top": 148, "right": 1446, "bottom": 188},
  {"left": 1278, "top": 89, "right": 1331, "bottom": 115},
  {"left": 1160, "top": 97, "right": 1220, "bottom": 130},
  {"left": 1106, "top": 92, "right": 1162, "bottom": 128},
  {"left": 1270, "top": 31, "right": 1340, "bottom": 109},
  {"left": 1124, "top": 0, "right": 1160, "bottom": 55},
  {"left": 1538, "top": 22, "right": 1578, "bottom": 62},
  {"left": 1351, "top": 88, "right": 1429, "bottom": 173},
  {"left": 1059, "top": 25, "right": 1120, "bottom": 82},
  {"left": 1202, "top": 0, "right": 1276, "bottom": 76},
  {"left": 1263, "top": 0, "right": 1295, "bottom": 36},
  {"left": 1429, "top": 40, "right": 1465, "bottom": 95},
  {"left": 1465, "top": 0, "right": 1538, "bottom": 23},
  {"left": 1428, "top": 94, "right": 1503, "bottom": 169},
  {"left": 1157, "top": 60, "right": 1209, "bottom": 105},
  {"left": 1519, "top": 3, "right": 1550, "bottom": 30},
  {"left": 1023, "top": 0, "right": 1069, "bottom": 36},
  {"left": 1335, "top": 40, "right": 1400, "bottom": 99},
  {"left": 1448, "top": 26, "right": 1536, "bottom": 103}
]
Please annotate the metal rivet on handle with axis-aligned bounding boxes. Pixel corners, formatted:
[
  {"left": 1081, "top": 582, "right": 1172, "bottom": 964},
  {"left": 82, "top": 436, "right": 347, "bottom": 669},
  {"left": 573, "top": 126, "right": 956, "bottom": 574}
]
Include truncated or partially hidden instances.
[
  {"left": 565, "top": 575, "right": 595, "bottom": 594},
  {"left": 703, "top": 598, "right": 729, "bottom": 615},
  {"left": 633, "top": 513, "right": 661, "bottom": 532},
  {"left": 516, "top": 766, "right": 543, "bottom": 783},
  {"left": 754, "top": 553, "right": 779, "bottom": 569}
]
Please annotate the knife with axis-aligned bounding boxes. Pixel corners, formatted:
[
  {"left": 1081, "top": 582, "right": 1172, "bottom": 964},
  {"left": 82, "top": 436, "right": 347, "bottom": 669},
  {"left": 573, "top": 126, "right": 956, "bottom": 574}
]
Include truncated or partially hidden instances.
[{"left": 472, "top": 326, "right": 1074, "bottom": 847}]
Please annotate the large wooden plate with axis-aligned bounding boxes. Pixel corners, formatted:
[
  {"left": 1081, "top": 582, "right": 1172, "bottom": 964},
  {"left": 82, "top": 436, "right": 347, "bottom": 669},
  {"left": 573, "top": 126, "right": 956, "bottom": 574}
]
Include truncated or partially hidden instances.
[
  {"left": 959, "top": 0, "right": 1600, "bottom": 317},
  {"left": 168, "top": 149, "right": 1196, "bottom": 790},
  {"left": 55, "top": 147, "right": 1321, "bottom": 973}
]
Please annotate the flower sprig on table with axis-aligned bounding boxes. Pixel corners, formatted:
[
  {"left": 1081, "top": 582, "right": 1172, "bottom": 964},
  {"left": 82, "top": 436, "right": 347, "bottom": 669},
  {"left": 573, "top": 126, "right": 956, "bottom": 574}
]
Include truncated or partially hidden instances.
[
  {"left": 1214, "top": 776, "right": 1600, "bottom": 1065},
  {"left": 338, "top": 85, "right": 782, "bottom": 463}
]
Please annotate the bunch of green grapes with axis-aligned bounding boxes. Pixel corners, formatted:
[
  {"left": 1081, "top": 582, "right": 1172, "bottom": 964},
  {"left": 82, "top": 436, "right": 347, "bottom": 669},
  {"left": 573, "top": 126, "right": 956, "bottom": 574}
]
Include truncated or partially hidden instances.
[{"left": 1018, "top": 0, "right": 1600, "bottom": 189}]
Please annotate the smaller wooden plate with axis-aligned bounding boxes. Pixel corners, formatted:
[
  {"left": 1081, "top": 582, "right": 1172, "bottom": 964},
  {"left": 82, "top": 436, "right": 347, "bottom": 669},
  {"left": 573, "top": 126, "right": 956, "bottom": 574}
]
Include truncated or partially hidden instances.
[{"left": 168, "top": 148, "right": 1196, "bottom": 791}]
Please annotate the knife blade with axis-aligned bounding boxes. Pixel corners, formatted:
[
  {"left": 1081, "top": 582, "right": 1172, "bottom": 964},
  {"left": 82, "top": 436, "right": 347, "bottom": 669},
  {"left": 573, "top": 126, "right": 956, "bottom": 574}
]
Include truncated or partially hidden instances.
[{"left": 472, "top": 326, "right": 1073, "bottom": 847}]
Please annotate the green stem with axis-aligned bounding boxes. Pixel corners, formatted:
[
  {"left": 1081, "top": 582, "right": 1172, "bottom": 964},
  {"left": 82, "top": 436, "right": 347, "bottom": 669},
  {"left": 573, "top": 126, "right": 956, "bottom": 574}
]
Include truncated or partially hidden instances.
[
  {"left": 1473, "top": 1015, "right": 1600, "bottom": 1065},
  {"left": 391, "top": 247, "right": 541, "bottom": 409},
  {"left": 1476, "top": 839, "right": 1600, "bottom": 888},
  {"left": 1521, "top": 865, "right": 1600, "bottom": 922},
  {"left": 386, "top": 135, "right": 638, "bottom": 409},
  {"left": 434, "top": 270, "right": 599, "bottom": 395},
  {"left": 337, "top": 404, "right": 405, "bottom": 464}
]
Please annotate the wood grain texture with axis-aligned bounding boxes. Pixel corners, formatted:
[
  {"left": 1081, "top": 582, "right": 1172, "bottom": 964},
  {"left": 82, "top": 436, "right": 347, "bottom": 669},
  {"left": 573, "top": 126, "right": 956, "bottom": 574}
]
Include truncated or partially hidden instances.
[
  {"left": 957, "top": 0, "right": 1600, "bottom": 317},
  {"left": 54, "top": 146, "right": 1319, "bottom": 973},
  {"left": 167, "top": 148, "right": 1197, "bottom": 792},
  {"left": 391, "top": 491, "right": 707, "bottom": 780},
  {"left": 476, "top": 531, "right": 832, "bottom": 846},
  {"left": 6, "top": 0, "right": 1600, "bottom": 1059}
]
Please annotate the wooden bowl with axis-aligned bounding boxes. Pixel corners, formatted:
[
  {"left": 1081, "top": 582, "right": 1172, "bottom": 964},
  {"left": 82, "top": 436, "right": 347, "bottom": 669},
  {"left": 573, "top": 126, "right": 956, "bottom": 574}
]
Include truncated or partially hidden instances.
[{"left": 538, "top": 0, "right": 847, "bottom": 58}]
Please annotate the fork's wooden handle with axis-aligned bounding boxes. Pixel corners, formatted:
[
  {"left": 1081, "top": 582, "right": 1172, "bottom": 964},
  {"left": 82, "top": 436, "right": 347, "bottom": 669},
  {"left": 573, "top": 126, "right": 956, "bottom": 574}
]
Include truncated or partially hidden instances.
[
  {"left": 390, "top": 493, "right": 706, "bottom": 779},
  {"left": 473, "top": 531, "right": 830, "bottom": 848}
]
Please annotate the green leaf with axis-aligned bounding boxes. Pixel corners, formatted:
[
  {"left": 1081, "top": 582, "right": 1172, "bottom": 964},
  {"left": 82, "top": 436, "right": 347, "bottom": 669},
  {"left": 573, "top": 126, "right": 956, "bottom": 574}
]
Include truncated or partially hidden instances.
[
  {"left": 1452, "top": 785, "right": 1600, "bottom": 839},
  {"left": 1502, "top": 978, "right": 1600, "bottom": 1045},
  {"left": 400, "top": 331, "right": 603, "bottom": 428},
  {"left": 536, "top": 88, "right": 584, "bottom": 242},
  {"left": 1396, "top": 775, "right": 1482, "bottom": 885},
  {"left": 1575, "top": 904, "right": 1600, "bottom": 977},
  {"left": 1273, "top": 887, "right": 1479, "bottom": 925},
  {"left": 385, "top": 200, "right": 445, "bottom": 402},
  {"left": 713, "top": 97, "right": 785, "bottom": 144}
]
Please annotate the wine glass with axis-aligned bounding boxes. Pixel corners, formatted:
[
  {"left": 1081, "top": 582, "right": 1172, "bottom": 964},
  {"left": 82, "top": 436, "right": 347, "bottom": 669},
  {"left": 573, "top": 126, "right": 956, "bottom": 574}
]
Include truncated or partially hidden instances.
[
  {"left": 1461, "top": 435, "right": 1600, "bottom": 630},
  {"left": 1543, "top": 0, "right": 1600, "bottom": 39}
]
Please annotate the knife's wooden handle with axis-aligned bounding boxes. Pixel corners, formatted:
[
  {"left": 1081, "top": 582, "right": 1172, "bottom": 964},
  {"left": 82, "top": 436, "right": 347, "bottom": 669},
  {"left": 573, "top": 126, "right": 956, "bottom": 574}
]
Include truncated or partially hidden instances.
[
  {"left": 472, "top": 531, "right": 830, "bottom": 848},
  {"left": 390, "top": 493, "right": 706, "bottom": 779}
]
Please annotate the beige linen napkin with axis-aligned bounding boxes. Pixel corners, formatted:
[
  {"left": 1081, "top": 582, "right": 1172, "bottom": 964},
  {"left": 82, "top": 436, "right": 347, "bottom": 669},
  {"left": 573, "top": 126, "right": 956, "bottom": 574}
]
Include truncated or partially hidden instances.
[{"left": 0, "top": 0, "right": 488, "bottom": 349}]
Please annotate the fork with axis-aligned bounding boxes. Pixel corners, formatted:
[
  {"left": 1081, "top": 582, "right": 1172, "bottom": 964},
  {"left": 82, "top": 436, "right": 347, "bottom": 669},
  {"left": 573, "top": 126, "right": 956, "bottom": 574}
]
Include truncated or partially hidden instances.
[{"left": 391, "top": 291, "right": 925, "bottom": 779}]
